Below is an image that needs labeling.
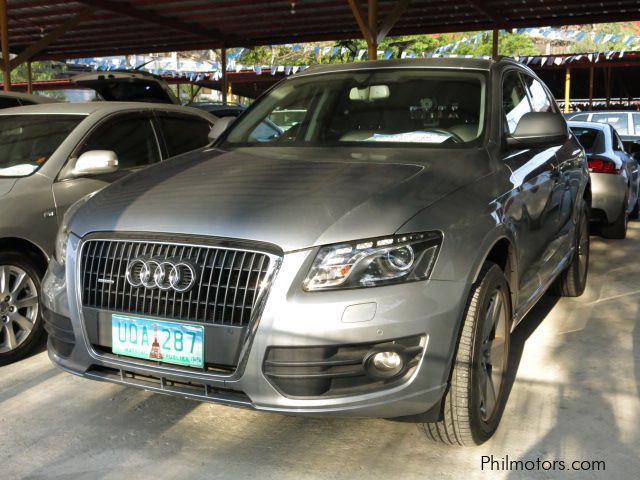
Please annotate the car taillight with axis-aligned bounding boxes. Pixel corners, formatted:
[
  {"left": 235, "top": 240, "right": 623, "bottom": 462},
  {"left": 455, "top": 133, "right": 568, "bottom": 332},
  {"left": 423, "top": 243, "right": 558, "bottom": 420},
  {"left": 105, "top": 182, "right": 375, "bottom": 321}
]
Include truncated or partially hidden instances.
[{"left": 587, "top": 157, "right": 620, "bottom": 174}]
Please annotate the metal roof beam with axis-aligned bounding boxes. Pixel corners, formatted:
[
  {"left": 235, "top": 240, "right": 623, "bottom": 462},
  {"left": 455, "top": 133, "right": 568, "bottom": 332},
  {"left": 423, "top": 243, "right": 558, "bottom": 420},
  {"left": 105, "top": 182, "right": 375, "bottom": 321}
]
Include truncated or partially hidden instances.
[
  {"left": 377, "top": 0, "right": 411, "bottom": 43},
  {"left": 466, "top": 0, "right": 501, "bottom": 23},
  {"left": 347, "top": 0, "right": 375, "bottom": 45},
  {"left": 9, "top": 6, "right": 96, "bottom": 69},
  {"left": 76, "top": 0, "right": 240, "bottom": 45}
]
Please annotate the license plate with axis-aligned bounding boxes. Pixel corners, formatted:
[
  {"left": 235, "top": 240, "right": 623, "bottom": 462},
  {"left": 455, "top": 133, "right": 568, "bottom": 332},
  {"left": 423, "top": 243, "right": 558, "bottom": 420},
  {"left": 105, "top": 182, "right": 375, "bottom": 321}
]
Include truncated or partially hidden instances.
[{"left": 112, "top": 314, "right": 204, "bottom": 368}]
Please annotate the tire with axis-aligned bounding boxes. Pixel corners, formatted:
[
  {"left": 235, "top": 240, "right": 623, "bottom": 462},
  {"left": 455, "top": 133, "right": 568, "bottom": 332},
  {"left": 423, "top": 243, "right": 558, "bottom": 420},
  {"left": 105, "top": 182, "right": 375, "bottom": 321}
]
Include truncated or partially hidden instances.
[
  {"left": 630, "top": 197, "right": 639, "bottom": 220},
  {"left": 551, "top": 200, "right": 589, "bottom": 297},
  {"left": 601, "top": 198, "right": 628, "bottom": 239},
  {"left": 0, "top": 252, "right": 45, "bottom": 366},
  {"left": 420, "top": 263, "right": 511, "bottom": 446}
]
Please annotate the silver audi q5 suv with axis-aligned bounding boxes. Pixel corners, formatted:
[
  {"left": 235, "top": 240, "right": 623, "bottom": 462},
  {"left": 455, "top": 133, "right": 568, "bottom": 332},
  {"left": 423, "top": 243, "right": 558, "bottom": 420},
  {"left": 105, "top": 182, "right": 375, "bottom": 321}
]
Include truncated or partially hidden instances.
[{"left": 43, "top": 58, "right": 590, "bottom": 445}]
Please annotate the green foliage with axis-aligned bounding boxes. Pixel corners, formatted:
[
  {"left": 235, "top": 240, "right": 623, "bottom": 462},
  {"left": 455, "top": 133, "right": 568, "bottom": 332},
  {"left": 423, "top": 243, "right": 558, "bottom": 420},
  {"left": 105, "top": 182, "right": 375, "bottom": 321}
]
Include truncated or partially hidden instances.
[
  {"left": 236, "top": 31, "right": 537, "bottom": 66},
  {"left": 1, "top": 61, "right": 66, "bottom": 85}
]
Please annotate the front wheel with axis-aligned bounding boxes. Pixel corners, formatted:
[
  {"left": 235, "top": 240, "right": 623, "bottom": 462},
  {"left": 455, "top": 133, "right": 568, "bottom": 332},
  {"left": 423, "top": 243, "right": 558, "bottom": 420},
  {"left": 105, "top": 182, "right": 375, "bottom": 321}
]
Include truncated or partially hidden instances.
[
  {"left": 0, "top": 252, "right": 45, "bottom": 366},
  {"left": 420, "top": 263, "right": 511, "bottom": 446}
]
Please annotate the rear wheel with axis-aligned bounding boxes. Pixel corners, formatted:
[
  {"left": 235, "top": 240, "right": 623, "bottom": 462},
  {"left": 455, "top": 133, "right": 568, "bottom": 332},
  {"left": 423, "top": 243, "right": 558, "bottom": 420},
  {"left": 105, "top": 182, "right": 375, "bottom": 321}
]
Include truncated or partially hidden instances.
[
  {"left": 601, "top": 197, "right": 628, "bottom": 239},
  {"left": 552, "top": 200, "right": 589, "bottom": 297},
  {"left": 0, "top": 252, "right": 44, "bottom": 366},
  {"left": 420, "top": 263, "right": 511, "bottom": 446},
  {"left": 630, "top": 197, "right": 639, "bottom": 220}
]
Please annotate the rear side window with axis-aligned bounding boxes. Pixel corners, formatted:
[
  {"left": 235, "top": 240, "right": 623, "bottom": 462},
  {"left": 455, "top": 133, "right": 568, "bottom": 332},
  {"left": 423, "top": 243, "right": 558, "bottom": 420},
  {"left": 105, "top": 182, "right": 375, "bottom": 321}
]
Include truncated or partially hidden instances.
[
  {"left": 158, "top": 115, "right": 212, "bottom": 157},
  {"left": 80, "top": 116, "right": 161, "bottom": 169},
  {"left": 633, "top": 113, "right": 640, "bottom": 135},
  {"left": 502, "top": 71, "right": 531, "bottom": 134},
  {"left": 591, "top": 113, "right": 629, "bottom": 135},
  {"left": 570, "top": 127, "right": 602, "bottom": 153}
]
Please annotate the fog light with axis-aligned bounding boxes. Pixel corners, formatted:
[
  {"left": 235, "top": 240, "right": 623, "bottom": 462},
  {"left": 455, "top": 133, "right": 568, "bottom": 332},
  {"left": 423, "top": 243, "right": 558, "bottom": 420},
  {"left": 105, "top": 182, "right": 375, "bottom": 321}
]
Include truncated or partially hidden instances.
[{"left": 364, "top": 350, "right": 405, "bottom": 378}]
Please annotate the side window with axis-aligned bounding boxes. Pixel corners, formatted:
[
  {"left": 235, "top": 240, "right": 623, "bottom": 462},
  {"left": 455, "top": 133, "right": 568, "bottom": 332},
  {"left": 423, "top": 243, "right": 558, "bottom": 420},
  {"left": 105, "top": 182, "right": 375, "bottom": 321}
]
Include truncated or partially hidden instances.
[
  {"left": 0, "top": 97, "right": 22, "bottom": 109},
  {"left": 591, "top": 113, "right": 629, "bottom": 135},
  {"left": 522, "top": 75, "right": 555, "bottom": 113},
  {"left": 80, "top": 116, "right": 160, "bottom": 170},
  {"left": 158, "top": 115, "right": 213, "bottom": 157},
  {"left": 633, "top": 113, "right": 640, "bottom": 135},
  {"left": 502, "top": 71, "right": 531, "bottom": 134},
  {"left": 569, "top": 113, "right": 589, "bottom": 121}
]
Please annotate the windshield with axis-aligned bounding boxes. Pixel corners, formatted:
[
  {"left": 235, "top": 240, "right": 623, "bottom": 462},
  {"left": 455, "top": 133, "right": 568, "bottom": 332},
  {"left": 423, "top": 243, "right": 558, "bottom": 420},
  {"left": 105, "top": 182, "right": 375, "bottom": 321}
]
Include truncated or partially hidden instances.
[
  {"left": 570, "top": 126, "right": 604, "bottom": 153},
  {"left": 0, "top": 114, "right": 83, "bottom": 177},
  {"left": 222, "top": 69, "right": 486, "bottom": 148}
]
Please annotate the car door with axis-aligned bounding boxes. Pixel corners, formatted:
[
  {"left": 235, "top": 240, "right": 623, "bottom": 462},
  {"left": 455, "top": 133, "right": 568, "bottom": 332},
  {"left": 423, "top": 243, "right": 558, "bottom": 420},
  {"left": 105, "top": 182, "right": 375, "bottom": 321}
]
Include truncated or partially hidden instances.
[
  {"left": 522, "top": 73, "right": 580, "bottom": 252},
  {"left": 612, "top": 127, "right": 639, "bottom": 211},
  {"left": 499, "top": 70, "right": 564, "bottom": 311},
  {"left": 52, "top": 111, "right": 162, "bottom": 219},
  {"left": 154, "top": 112, "right": 214, "bottom": 158}
]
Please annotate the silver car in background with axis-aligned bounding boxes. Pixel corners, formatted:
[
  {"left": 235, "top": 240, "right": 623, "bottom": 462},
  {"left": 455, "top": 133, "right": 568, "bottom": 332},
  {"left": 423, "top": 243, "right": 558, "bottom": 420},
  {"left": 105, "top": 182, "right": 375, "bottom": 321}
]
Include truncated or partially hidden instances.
[
  {"left": 569, "top": 121, "right": 639, "bottom": 238},
  {"left": 43, "top": 58, "right": 590, "bottom": 446},
  {"left": 0, "top": 102, "right": 215, "bottom": 365}
]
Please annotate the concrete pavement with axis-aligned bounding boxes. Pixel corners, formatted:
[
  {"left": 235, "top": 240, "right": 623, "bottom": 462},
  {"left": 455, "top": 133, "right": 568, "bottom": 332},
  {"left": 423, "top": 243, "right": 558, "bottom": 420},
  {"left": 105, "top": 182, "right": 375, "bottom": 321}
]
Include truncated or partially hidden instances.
[{"left": 1, "top": 222, "right": 639, "bottom": 479}]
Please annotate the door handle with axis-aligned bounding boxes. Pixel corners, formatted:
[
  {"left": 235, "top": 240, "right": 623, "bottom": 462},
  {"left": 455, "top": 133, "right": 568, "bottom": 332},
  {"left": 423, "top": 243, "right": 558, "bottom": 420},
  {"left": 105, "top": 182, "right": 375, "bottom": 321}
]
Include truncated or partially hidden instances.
[{"left": 43, "top": 210, "right": 56, "bottom": 218}]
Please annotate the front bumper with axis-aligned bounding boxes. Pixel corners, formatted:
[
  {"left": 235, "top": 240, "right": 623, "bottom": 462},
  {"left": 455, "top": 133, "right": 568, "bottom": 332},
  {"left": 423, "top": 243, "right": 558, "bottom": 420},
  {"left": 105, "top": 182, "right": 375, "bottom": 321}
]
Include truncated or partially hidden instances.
[
  {"left": 590, "top": 173, "right": 627, "bottom": 223},
  {"left": 43, "top": 235, "right": 469, "bottom": 419}
]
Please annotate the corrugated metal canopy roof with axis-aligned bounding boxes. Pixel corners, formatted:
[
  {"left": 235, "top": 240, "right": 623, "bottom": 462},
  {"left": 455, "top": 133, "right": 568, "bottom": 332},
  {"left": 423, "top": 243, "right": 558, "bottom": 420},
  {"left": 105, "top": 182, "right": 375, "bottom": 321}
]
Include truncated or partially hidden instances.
[{"left": 5, "top": 0, "right": 640, "bottom": 60}]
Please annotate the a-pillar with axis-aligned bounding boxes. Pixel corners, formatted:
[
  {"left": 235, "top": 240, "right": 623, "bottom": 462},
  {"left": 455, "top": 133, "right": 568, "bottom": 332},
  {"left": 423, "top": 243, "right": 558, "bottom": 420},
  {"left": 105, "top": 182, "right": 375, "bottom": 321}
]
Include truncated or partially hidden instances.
[
  {"left": 564, "top": 68, "right": 571, "bottom": 113},
  {"left": 221, "top": 47, "right": 228, "bottom": 106}
]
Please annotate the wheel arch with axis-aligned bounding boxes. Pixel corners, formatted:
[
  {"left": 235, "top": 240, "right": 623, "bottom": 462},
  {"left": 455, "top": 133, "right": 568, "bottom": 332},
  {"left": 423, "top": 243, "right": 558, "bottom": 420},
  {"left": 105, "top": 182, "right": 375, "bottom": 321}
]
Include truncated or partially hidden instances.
[
  {"left": 470, "top": 232, "right": 518, "bottom": 309},
  {"left": 0, "top": 237, "right": 49, "bottom": 275}
]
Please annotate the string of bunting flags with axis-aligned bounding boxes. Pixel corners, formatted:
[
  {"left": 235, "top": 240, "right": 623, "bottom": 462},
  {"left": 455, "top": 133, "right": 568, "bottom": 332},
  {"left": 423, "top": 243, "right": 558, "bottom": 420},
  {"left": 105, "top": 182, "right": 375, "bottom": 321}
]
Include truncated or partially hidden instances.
[{"left": 64, "top": 25, "right": 640, "bottom": 81}]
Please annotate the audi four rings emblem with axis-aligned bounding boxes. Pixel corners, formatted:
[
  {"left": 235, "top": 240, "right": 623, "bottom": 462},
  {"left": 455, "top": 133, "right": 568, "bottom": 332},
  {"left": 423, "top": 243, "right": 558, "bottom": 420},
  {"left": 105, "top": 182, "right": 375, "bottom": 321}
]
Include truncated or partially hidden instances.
[{"left": 125, "top": 257, "right": 197, "bottom": 292}]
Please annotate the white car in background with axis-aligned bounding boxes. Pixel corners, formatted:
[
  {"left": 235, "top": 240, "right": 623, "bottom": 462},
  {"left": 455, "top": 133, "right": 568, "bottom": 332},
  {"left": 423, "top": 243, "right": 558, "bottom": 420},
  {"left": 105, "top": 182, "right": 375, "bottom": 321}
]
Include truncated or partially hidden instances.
[{"left": 0, "top": 102, "right": 216, "bottom": 364}]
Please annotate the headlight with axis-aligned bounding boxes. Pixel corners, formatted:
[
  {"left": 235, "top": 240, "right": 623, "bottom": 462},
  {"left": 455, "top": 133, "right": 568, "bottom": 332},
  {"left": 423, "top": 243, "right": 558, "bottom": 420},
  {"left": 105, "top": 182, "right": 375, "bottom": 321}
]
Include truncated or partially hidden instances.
[
  {"left": 303, "top": 232, "right": 442, "bottom": 291},
  {"left": 54, "top": 192, "right": 97, "bottom": 264}
]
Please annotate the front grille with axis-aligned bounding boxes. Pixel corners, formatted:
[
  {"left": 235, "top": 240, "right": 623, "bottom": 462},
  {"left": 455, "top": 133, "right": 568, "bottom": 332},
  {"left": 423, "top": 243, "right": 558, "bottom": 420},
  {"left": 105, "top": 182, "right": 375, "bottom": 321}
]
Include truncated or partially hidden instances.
[{"left": 80, "top": 239, "right": 272, "bottom": 326}]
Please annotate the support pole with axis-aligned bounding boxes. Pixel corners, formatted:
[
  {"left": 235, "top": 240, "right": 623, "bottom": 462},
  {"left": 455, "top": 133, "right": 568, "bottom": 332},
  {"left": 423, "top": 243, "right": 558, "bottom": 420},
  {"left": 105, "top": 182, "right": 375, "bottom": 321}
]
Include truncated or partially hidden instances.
[
  {"left": 606, "top": 67, "right": 611, "bottom": 107},
  {"left": 368, "top": 0, "right": 378, "bottom": 60},
  {"left": 27, "top": 61, "right": 33, "bottom": 93},
  {"left": 588, "top": 67, "right": 594, "bottom": 110},
  {"left": 221, "top": 47, "right": 228, "bottom": 105},
  {"left": 0, "top": 0, "right": 10, "bottom": 91},
  {"left": 492, "top": 28, "right": 499, "bottom": 59},
  {"left": 564, "top": 68, "right": 571, "bottom": 113}
]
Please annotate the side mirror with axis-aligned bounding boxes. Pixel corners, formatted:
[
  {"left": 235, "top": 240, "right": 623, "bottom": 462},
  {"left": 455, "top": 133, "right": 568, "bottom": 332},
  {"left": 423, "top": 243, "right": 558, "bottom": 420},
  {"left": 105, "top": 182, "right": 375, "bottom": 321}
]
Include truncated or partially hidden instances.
[
  {"left": 72, "top": 150, "right": 119, "bottom": 176},
  {"left": 507, "top": 112, "right": 568, "bottom": 148},
  {"left": 208, "top": 117, "right": 236, "bottom": 143}
]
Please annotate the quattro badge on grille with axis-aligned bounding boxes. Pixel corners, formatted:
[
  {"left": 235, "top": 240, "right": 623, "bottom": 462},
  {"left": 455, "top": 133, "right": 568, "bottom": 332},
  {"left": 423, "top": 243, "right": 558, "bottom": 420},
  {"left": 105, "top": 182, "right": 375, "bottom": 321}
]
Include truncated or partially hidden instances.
[{"left": 125, "top": 257, "right": 198, "bottom": 292}]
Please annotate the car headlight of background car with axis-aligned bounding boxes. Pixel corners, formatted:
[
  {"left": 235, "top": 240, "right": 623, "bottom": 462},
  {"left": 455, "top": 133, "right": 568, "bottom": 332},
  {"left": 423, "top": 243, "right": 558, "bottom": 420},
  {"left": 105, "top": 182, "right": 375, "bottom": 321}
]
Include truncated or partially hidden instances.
[
  {"left": 303, "top": 232, "right": 442, "bottom": 291},
  {"left": 54, "top": 192, "right": 97, "bottom": 265}
]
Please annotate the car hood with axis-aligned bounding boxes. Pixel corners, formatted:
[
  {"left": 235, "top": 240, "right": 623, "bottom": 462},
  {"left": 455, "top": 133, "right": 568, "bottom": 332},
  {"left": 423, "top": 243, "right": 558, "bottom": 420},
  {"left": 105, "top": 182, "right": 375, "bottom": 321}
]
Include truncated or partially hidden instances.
[
  {"left": 0, "top": 178, "right": 17, "bottom": 197},
  {"left": 72, "top": 146, "right": 490, "bottom": 252}
]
